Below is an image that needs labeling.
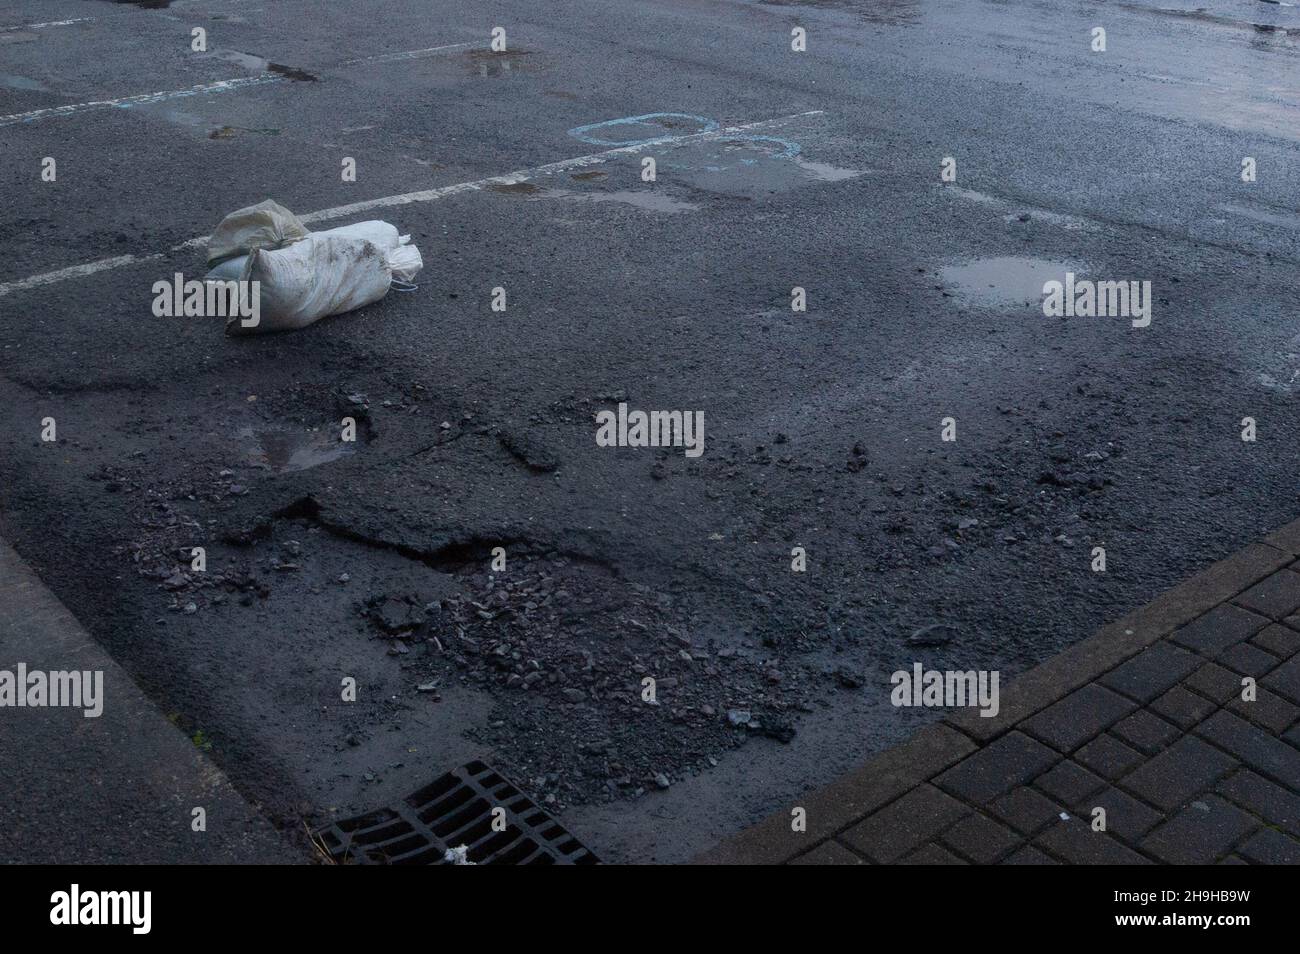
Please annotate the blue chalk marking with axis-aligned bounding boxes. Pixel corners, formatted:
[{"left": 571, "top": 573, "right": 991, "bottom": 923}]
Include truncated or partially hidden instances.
[{"left": 567, "top": 113, "right": 719, "bottom": 147}]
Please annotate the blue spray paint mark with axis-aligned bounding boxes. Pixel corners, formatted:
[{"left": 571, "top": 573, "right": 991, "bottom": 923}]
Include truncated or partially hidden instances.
[{"left": 567, "top": 112, "right": 719, "bottom": 147}]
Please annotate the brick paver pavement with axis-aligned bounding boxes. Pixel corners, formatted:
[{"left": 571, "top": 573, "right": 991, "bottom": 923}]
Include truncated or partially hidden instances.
[{"left": 699, "top": 520, "right": 1300, "bottom": 865}]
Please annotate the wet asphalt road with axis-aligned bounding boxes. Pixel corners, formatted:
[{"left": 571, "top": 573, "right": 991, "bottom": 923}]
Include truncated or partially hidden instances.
[{"left": 2, "top": 0, "right": 1300, "bottom": 863}]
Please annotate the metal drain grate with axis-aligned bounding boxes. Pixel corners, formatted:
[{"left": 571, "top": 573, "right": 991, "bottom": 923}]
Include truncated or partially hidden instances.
[{"left": 315, "top": 760, "right": 599, "bottom": 865}]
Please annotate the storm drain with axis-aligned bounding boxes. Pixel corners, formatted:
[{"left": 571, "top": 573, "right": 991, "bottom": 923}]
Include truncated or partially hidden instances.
[{"left": 315, "top": 760, "right": 599, "bottom": 865}]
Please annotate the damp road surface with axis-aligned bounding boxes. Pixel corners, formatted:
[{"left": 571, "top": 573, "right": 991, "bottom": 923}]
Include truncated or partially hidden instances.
[{"left": 2, "top": 0, "right": 1299, "bottom": 863}]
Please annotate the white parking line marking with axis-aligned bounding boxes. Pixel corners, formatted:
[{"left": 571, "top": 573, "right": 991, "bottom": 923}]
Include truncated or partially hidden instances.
[
  {"left": 339, "top": 41, "right": 477, "bottom": 66},
  {"left": 0, "top": 76, "right": 284, "bottom": 128},
  {"left": 0, "top": 18, "right": 97, "bottom": 31},
  {"left": 300, "top": 110, "right": 826, "bottom": 223},
  {"left": 0, "top": 110, "right": 824, "bottom": 299},
  {"left": 0, "top": 254, "right": 165, "bottom": 298},
  {"left": 0, "top": 41, "right": 481, "bottom": 129}
]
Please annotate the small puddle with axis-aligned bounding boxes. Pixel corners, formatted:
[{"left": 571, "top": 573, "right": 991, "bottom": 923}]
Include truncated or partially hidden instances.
[
  {"left": 208, "top": 50, "right": 318, "bottom": 81},
  {"left": 240, "top": 427, "right": 353, "bottom": 473},
  {"left": 464, "top": 48, "right": 532, "bottom": 77},
  {"left": 0, "top": 74, "right": 48, "bottom": 91},
  {"left": 668, "top": 138, "right": 866, "bottom": 195},
  {"left": 940, "top": 257, "right": 1079, "bottom": 307},
  {"left": 580, "top": 190, "right": 698, "bottom": 213}
]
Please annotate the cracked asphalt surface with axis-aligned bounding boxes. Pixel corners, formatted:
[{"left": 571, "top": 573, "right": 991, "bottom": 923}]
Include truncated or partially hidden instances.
[{"left": 2, "top": 0, "right": 1299, "bottom": 862}]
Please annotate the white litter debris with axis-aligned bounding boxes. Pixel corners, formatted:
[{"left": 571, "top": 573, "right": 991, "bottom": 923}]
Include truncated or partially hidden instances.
[
  {"left": 204, "top": 200, "right": 423, "bottom": 335},
  {"left": 443, "top": 845, "right": 475, "bottom": 865}
]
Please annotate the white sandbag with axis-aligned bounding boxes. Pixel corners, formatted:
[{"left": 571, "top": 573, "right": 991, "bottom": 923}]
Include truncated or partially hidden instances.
[
  {"left": 207, "top": 199, "right": 309, "bottom": 266},
  {"left": 206, "top": 224, "right": 424, "bottom": 284},
  {"left": 314, "top": 221, "right": 423, "bottom": 282},
  {"left": 227, "top": 234, "right": 394, "bottom": 335},
  {"left": 315, "top": 220, "right": 402, "bottom": 251}
]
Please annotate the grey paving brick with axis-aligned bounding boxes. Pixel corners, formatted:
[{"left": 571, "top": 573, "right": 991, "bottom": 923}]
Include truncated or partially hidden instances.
[
  {"left": 1002, "top": 845, "right": 1059, "bottom": 864},
  {"left": 1150, "top": 685, "right": 1217, "bottom": 729},
  {"left": 1217, "top": 641, "right": 1282, "bottom": 679},
  {"left": 1034, "top": 760, "right": 1107, "bottom": 806},
  {"left": 1076, "top": 733, "right": 1146, "bottom": 781},
  {"left": 1263, "top": 653, "right": 1300, "bottom": 705},
  {"left": 1172, "top": 603, "right": 1268, "bottom": 656},
  {"left": 1218, "top": 770, "right": 1300, "bottom": 837},
  {"left": 1086, "top": 786, "right": 1163, "bottom": 843},
  {"left": 1236, "top": 828, "right": 1300, "bottom": 865},
  {"left": 1112, "top": 709, "right": 1181, "bottom": 755},
  {"left": 1197, "top": 709, "right": 1300, "bottom": 788},
  {"left": 1227, "top": 687, "right": 1300, "bottom": 734},
  {"left": 788, "top": 840, "right": 867, "bottom": 865},
  {"left": 934, "top": 731, "right": 1058, "bottom": 805},
  {"left": 1185, "top": 661, "right": 1245, "bottom": 704},
  {"left": 940, "top": 812, "right": 1022, "bottom": 864},
  {"left": 1121, "top": 736, "right": 1238, "bottom": 810},
  {"left": 1035, "top": 817, "right": 1151, "bottom": 864},
  {"left": 1233, "top": 569, "right": 1300, "bottom": 620},
  {"left": 1253, "top": 623, "right": 1300, "bottom": 658},
  {"left": 839, "top": 784, "right": 969, "bottom": 863},
  {"left": 899, "top": 843, "right": 967, "bottom": 865},
  {"left": 990, "top": 786, "right": 1066, "bottom": 836},
  {"left": 1140, "top": 796, "right": 1258, "bottom": 864},
  {"left": 1021, "top": 683, "right": 1136, "bottom": 753},
  {"left": 1100, "top": 642, "right": 1201, "bottom": 703}
]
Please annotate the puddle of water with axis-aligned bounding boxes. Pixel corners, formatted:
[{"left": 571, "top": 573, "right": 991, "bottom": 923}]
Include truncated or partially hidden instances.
[
  {"left": 667, "top": 139, "right": 866, "bottom": 196},
  {"left": 941, "top": 257, "right": 1080, "bottom": 307},
  {"left": 578, "top": 190, "right": 698, "bottom": 213},
  {"left": 0, "top": 74, "right": 48, "bottom": 91},
  {"left": 793, "top": 157, "right": 864, "bottom": 182},
  {"left": 464, "top": 48, "right": 532, "bottom": 77},
  {"left": 240, "top": 427, "right": 353, "bottom": 473},
  {"left": 208, "top": 50, "right": 318, "bottom": 81}
]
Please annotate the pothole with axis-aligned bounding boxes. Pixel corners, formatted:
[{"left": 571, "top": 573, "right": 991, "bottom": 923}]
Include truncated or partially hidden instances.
[
  {"left": 239, "top": 426, "right": 354, "bottom": 473},
  {"left": 205, "top": 49, "right": 318, "bottom": 81},
  {"left": 940, "top": 256, "right": 1081, "bottom": 308}
]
